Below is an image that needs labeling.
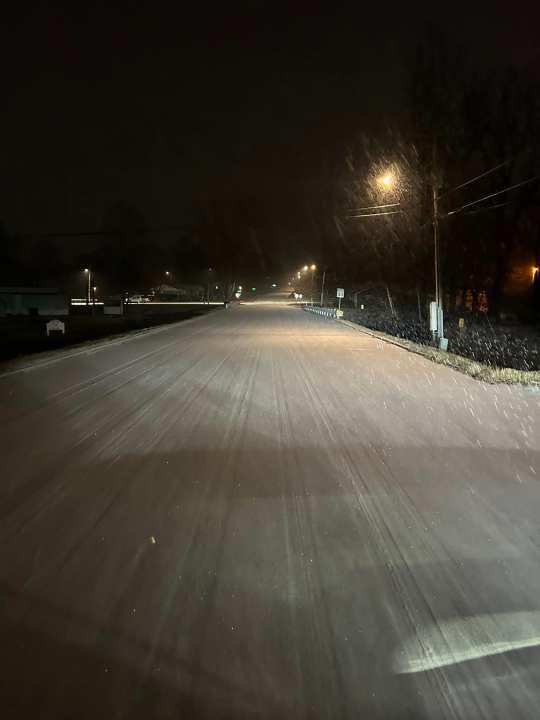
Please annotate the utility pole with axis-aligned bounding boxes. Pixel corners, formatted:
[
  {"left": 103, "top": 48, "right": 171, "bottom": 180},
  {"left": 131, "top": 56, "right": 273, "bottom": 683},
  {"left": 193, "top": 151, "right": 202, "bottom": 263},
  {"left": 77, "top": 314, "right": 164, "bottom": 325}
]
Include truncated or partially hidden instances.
[
  {"left": 84, "top": 267, "right": 92, "bottom": 307},
  {"left": 432, "top": 143, "right": 444, "bottom": 346},
  {"left": 206, "top": 267, "right": 212, "bottom": 304},
  {"left": 432, "top": 185, "right": 445, "bottom": 344},
  {"left": 320, "top": 270, "right": 326, "bottom": 307}
]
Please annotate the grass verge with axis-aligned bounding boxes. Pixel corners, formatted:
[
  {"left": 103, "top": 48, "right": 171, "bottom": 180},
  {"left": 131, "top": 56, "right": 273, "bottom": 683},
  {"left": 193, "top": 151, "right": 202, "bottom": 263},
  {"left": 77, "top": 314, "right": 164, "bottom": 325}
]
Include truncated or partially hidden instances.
[{"left": 339, "top": 319, "right": 540, "bottom": 386}]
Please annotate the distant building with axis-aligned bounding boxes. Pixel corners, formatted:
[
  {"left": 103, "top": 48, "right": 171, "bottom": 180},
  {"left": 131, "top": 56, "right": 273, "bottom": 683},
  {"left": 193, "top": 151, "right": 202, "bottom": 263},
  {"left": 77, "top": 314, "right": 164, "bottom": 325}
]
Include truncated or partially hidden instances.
[
  {"left": 0, "top": 287, "right": 68, "bottom": 317},
  {"left": 153, "top": 283, "right": 205, "bottom": 301}
]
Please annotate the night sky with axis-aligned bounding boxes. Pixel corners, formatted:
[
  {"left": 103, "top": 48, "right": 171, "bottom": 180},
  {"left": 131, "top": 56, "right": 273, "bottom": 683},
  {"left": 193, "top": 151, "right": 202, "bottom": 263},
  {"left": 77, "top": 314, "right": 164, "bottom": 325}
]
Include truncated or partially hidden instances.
[{"left": 1, "top": 1, "right": 538, "bottom": 263}]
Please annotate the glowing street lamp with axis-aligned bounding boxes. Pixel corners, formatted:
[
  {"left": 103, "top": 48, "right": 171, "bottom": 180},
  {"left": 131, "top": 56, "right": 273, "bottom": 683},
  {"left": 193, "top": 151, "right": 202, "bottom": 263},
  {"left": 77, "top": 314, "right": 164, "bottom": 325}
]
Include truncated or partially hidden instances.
[
  {"left": 370, "top": 166, "right": 444, "bottom": 345},
  {"left": 308, "top": 264, "right": 317, "bottom": 304},
  {"left": 379, "top": 173, "right": 394, "bottom": 188}
]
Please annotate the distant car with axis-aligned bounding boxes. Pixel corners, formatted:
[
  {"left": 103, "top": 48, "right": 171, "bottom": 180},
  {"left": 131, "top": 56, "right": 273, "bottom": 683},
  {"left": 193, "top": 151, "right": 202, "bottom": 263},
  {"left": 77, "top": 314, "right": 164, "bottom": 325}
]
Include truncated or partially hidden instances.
[{"left": 128, "top": 294, "right": 146, "bottom": 303}]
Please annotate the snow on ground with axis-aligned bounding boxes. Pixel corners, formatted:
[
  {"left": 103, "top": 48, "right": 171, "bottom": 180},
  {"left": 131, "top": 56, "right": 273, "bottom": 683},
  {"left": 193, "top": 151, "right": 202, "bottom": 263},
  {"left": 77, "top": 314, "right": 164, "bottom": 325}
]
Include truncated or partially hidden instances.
[{"left": 1, "top": 303, "right": 539, "bottom": 719}]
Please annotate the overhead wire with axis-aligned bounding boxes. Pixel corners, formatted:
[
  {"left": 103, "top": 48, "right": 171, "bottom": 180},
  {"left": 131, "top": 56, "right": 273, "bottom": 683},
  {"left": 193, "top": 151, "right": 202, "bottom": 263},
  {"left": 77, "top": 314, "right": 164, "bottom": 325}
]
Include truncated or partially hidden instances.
[
  {"left": 445, "top": 174, "right": 540, "bottom": 216},
  {"left": 348, "top": 210, "right": 403, "bottom": 218},
  {"left": 462, "top": 200, "right": 511, "bottom": 216},
  {"left": 349, "top": 202, "right": 400, "bottom": 212},
  {"left": 437, "top": 159, "right": 513, "bottom": 199}
]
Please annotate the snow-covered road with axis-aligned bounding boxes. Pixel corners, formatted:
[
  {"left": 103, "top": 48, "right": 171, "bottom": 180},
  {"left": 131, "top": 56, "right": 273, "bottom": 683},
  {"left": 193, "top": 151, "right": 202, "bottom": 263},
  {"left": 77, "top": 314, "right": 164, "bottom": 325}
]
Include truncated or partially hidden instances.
[{"left": 1, "top": 302, "right": 540, "bottom": 719}]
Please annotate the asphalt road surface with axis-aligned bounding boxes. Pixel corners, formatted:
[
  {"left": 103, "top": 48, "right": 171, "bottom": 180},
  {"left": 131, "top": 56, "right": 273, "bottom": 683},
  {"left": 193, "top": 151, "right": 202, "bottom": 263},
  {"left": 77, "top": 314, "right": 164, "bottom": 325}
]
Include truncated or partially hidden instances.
[{"left": 1, "top": 302, "right": 540, "bottom": 719}]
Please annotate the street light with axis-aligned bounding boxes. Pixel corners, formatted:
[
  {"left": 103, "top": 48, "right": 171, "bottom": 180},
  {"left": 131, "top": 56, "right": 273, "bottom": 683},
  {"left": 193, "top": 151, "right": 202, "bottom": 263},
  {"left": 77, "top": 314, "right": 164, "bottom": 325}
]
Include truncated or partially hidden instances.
[
  {"left": 309, "top": 264, "right": 317, "bottom": 304},
  {"left": 206, "top": 268, "right": 213, "bottom": 303},
  {"left": 83, "top": 268, "right": 91, "bottom": 306},
  {"left": 303, "top": 265, "right": 309, "bottom": 272},
  {"left": 354, "top": 164, "right": 445, "bottom": 346}
]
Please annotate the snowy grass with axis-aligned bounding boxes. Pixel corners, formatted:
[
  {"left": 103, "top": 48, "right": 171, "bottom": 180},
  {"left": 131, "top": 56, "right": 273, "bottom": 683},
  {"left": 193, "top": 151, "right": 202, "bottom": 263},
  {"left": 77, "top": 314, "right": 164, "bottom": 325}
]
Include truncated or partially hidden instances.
[{"left": 341, "top": 320, "right": 540, "bottom": 386}]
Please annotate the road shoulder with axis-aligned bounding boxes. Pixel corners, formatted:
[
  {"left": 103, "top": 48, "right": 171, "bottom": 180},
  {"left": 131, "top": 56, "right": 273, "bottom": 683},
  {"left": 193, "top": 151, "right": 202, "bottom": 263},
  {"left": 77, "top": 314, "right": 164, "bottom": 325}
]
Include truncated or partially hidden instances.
[{"left": 338, "top": 318, "right": 540, "bottom": 386}]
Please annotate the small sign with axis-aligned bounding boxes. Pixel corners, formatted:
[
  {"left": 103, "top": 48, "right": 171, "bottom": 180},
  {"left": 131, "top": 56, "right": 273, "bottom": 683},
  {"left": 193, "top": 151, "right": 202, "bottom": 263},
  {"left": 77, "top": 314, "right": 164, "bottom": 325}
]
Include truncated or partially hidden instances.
[
  {"left": 46, "top": 319, "right": 65, "bottom": 336},
  {"left": 458, "top": 317, "right": 465, "bottom": 329},
  {"left": 336, "top": 288, "right": 344, "bottom": 298}
]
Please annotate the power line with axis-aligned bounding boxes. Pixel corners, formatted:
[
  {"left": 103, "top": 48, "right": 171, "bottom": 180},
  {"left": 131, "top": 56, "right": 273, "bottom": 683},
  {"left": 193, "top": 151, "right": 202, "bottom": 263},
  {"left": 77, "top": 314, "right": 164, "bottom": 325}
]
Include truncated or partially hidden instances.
[
  {"left": 349, "top": 202, "right": 400, "bottom": 212},
  {"left": 446, "top": 174, "right": 540, "bottom": 216},
  {"left": 462, "top": 200, "right": 511, "bottom": 216},
  {"left": 348, "top": 210, "right": 402, "bottom": 218},
  {"left": 438, "top": 159, "right": 513, "bottom": 199}
]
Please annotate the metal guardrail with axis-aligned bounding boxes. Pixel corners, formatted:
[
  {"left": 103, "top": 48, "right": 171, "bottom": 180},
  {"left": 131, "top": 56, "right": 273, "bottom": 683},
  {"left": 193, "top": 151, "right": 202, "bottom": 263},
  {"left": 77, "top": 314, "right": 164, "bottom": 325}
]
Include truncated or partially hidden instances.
[{"left": 303, "top": 305, "right": 337, "bottom": 319}]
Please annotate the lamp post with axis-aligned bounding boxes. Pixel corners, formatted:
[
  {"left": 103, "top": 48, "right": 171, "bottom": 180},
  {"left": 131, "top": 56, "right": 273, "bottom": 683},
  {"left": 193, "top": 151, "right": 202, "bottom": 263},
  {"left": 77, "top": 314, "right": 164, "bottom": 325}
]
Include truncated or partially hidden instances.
[
  {"left": 432, "top": 181, "right": 443, "bottom": 343},
  {"left": 320, "top": 269, "right": 326, "bottom": 306},
  {"left": 380, "top": 169, "right": 444, "bottom": 343},
  {"left": 309, "top": 264, "right": 316, "bottom": 304},
  {"left": 354, "top": 168, "right": 445, "bottom": 346},
  {"left": 206, "top": 268, "right": 213, "bottom": 304},
  {"left": 84, "top": 268, "right": 91, "bottom": 306}
]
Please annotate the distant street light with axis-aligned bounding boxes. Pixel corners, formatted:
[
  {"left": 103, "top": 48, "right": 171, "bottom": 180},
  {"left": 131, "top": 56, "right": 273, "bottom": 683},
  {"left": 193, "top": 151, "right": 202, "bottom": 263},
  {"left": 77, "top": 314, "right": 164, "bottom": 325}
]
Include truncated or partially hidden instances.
[
  {"left": 309, "top": 264, "right": 317, "bottom": 304},
  {"left": 303, "top": 265, "right": 309, "bottom": 272},
  {"left": 83, "top": 268, "right": 91, "bottom": 306}
]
